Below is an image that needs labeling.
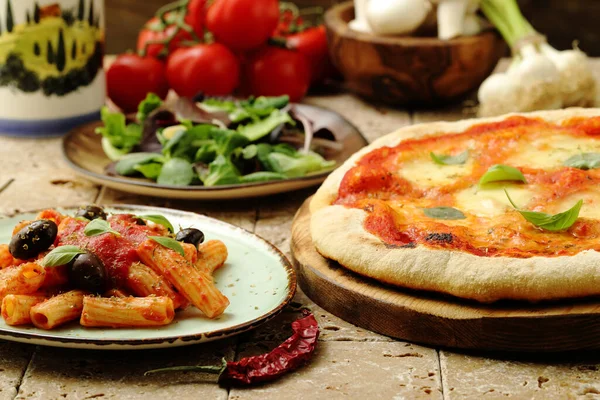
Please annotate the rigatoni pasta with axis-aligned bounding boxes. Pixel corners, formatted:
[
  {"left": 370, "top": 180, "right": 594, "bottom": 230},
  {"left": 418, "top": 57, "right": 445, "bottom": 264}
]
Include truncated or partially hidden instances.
[
  {"left": 182, "top": 243, "right": 198, "bottom": 265},
  {"left": 125, "top": 262, "right": 188, "bottom": 310},
  {"left": 80, "top": 296, "right": 175, "bottom": 327},
  {"left": 1, "top": 294, "right": 47, "bottom": 326},
  {"left": 30, "top": 290, "right": 86, "bottom": 329},
  {"left": 196, "top": 240, "right": 228, "bottom": 274},
  {"left": 103, "top": 288, "right": 130, "bottom": 298},
  {"left": 0, "top": 244, "right": 13, "bottom": 269},
  {"left": 35, "top": 209, "right": 64, "bottom": 225},
  {"left": 1, "top": 206, "right": 234, "bottom": 329},
  {"left": 0, "top": 263, "right": 46, "bottom": 301},
  {"left": 137, "top": 240, "right": 230, "bottom": 319}
]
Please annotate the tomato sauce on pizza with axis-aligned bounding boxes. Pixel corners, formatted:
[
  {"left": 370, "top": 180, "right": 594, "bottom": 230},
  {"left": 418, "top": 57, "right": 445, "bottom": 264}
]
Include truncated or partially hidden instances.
[{"left": 334, "top": 116, "right": 600, "bottom": 258}]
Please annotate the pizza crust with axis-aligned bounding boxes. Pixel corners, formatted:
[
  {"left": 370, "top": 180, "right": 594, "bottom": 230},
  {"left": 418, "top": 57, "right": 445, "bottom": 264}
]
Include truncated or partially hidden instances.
[{"left": 310, "top": 108, "right": 600, "bottom": 303}]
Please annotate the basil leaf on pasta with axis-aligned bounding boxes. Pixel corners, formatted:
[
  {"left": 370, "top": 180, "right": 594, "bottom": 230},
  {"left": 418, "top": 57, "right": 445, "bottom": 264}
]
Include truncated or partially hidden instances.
[
  {"left": 504, "top": 189, "right": 582, "bottom": 231},
  {"left": 84, "top": 219, "right": 120, "bottom": 237},
  {"left": 430, "top": 150, "right": 468, "bottom": 165},
  {"left": 479, "top": 164, "right": 527, "bottom": 185},
  {"left": 563, "top": 153, "right": 600, "bottom": 170},
  {"left": 423, "top": 207, "right": 466, "bottom": 220},
  {"left": 149, "top": 236, "right": 185, "bottom": 256},
  {"left": 42, "top": 246, "right": 85, "bottom": 267},
  {"left": 136, "top": 214, "right": 174, "bottom": 233}
]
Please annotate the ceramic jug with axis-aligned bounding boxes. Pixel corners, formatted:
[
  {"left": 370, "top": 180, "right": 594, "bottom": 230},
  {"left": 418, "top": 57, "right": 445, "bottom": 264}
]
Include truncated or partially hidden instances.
[{"left": 0, "top": 0, "right": 105, "bottom": 136}]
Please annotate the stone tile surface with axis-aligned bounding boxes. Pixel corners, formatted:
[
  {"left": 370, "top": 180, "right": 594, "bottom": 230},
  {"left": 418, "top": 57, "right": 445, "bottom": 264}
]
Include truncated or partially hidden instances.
[
  {"left": 15, "top": 342, "right": 234, "bottom": 400},
  {"left": 230, "top": 341, "right": 442, "bottom": 400},
  {"left": 304, "top": 94, "right": 411, "bottom": 143},
  {"left": 412, "top": 104, "right": 478, "bottom": 124},
  {"left": 441, "top": 351, "right": 600, "bottom": 399},
  {"left": 0, "top": 342, "right": 34, "bottom": 400},
  {"left": 0, "top": 139, "right": 99, "bottom": 213}
]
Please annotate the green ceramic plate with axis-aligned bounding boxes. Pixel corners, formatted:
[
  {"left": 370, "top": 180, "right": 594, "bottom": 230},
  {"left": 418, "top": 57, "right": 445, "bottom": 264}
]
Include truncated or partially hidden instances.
[{"left": 0, "top": 205, "right": 296, "bottom": 350}]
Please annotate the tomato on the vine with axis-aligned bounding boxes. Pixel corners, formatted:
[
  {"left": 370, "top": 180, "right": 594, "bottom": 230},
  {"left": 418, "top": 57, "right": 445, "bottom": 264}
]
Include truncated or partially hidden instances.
[
  {"left": 137, "top": 14, "right": 192, "bottom": 58},
  {"left": 243, "top": 47, "right": 311, "bottom": 102},
  {"left": 166, "top": 43, "right": 240, "bottom": 97},
  {"left": 107, "top": 54, "right": 169, "bottom": 112},
  {"left": 286, "top": 25, "right": 336, "bottom": 84},
  {"left": 206, "top": 0, "right": 279, "bottom": 51},
  {"left": 273, "top": 10, "right": 305, "bottom": 37},
  {"left": 185, "top": 0, "right": 206, "bottom": 38}
]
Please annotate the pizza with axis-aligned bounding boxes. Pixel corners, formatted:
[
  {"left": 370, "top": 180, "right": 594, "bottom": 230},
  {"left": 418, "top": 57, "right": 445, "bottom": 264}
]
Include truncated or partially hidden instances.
[{"left": 310, "top": 109, "right": 600, "bottom": 303}]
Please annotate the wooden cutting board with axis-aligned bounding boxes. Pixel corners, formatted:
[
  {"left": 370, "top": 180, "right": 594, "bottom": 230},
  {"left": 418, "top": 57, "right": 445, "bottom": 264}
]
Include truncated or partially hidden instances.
[{"left": 291, "top": 197, "right": 600, "bottom": 352}]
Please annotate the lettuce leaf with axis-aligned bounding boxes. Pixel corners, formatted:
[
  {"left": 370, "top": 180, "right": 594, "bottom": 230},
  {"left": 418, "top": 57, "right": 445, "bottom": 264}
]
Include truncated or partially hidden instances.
[
  {"left": 95, "top": 107, "right": 142, "bottom": 157},
  {"left": 199, "top": 155, "right": 241, "bottom": 186},
  {"left": 237, "top": 110, "right": 294, "bottom": 142},
  {"left": 136, "top": 93, "right": 163, "bottom": 123},
  {"left": 266, "top": 151, "right": 335, "bottom": 177}
]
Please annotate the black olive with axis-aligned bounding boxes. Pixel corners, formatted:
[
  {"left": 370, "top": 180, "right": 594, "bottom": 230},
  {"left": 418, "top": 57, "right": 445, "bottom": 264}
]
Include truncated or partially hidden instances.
[
  {"left": 75, "top": 205, "right": 107, "bottom": 221},
  {"left": 9, "top": 220, "right": 58, "bottom": 259},
  {"left": 176, "top": 228, "right": 205, "bottom": 246},
  {"left": 68, "top": 252, "right": 107, "bottom": 294}
]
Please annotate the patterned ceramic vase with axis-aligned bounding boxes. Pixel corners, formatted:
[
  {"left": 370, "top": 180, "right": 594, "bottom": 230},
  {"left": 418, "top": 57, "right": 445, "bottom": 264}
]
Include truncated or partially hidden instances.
[{"left": 0, "top": 0, "right": 105, "bottom": 136}]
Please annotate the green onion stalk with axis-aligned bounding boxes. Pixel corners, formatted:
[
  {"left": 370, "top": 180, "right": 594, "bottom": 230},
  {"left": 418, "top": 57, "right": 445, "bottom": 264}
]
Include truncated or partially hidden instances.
[{"left": 477, "top": 0, "right": 596, "bottom": 117}]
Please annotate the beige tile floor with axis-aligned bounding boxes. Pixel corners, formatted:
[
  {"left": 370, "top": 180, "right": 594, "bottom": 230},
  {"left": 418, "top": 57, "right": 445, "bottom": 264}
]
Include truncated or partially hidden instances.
[{"left": 2, "top": 85, "right": 600, "bottom": 399}]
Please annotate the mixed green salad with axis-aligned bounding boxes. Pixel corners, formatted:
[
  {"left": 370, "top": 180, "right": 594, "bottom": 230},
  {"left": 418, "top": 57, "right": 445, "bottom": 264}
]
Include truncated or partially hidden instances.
[{"left": 95, "top": 94, "right": 338, "bottom": 186}]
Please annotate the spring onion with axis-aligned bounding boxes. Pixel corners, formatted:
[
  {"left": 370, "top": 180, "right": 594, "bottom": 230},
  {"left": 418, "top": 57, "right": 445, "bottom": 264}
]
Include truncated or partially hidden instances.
[
  {"left": 430, "top": 0, "right": 483, "bottom": 39},
  {"left": 477, "top": 0, "right": 596, "bottom": 116}
]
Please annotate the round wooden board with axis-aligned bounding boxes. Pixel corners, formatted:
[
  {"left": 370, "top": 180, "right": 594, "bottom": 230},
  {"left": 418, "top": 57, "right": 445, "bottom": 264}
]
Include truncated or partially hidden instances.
[{"left": 291, "top": 197, "right": 600, "bottom": 352}]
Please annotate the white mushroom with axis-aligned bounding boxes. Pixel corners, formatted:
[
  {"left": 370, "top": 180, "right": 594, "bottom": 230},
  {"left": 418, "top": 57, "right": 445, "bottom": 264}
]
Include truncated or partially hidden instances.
[
  {"left": 349, "top": 0, "right": 373, "bottom": 33},
  {"left": 365, "top": 0, "right": 432, "bottom": 36}
]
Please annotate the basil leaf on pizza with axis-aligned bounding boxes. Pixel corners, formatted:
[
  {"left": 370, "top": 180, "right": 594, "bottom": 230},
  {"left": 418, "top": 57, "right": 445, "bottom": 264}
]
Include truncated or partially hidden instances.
[
  {"left": 430, "top": 150, "right": 469, "bottom": 165},
  {"left": 479, "top": 164, "right": 527, "bottom": 185},
  {"left": 423, "top": 207, "right": 466, "bottom": 220},
  {"left": 504, "top": 189, "right": 583, "bottom": 231},
  {"left": 563, "top": 153, "right": 600, "bottom": 170}
]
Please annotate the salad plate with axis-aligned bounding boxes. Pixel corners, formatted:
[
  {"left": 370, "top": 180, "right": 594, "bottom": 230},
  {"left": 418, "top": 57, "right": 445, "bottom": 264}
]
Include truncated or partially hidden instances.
[
  {"left": 62, "top": 102, "right": 367, "bottom": 200},
  {"left": 0, "top": 205, "right": 296, "bottom": 350}
]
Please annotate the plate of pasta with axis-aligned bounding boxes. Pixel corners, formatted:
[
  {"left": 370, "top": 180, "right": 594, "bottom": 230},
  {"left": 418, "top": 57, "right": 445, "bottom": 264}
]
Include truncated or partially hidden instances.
[{"left": 0, "top": 205, "right": 295, "bottom": 349}]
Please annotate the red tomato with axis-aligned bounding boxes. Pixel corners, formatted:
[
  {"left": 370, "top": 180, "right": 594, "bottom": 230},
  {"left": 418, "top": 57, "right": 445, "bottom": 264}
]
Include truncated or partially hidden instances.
[
  {"left": 206, "top": 0, "right": 279, "bottom": 51},
  {"left": 243, "top": 47, "right": 311, "bottom": 102},
  {"left": 185, "top": 0, "right": 206, "bottom": 38},
  {"left": 166, "top": 43, "right": 240, "bottom": 97},
  {"left": 286, "top": 25, "right": 336, "bottom": 84},
  {"left": 106, "top": 54, "right": 170, "bottom": 112},
  {"left": 137, "top": 15, "right": 192, "bottom": 58}
]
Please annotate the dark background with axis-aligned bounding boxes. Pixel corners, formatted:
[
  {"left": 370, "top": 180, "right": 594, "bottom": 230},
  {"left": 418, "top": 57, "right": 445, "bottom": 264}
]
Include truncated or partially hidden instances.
[{"left": 105, "top": 0, "right": 600, "bottom": 56}]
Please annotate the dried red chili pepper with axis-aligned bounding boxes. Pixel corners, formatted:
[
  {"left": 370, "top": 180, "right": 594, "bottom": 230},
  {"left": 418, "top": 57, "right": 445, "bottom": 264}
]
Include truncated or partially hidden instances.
[{"left": 145, "top": 310, "right": 319, "bottom": 385}]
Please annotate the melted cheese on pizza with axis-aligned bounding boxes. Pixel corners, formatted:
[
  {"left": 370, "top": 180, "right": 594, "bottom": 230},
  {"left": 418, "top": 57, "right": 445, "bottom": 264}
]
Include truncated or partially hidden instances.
[
  {"left": 505, "top": 133, "right": 600, "bottom": 169},
  {"left": 455, "top": 184, "right": 534, "bottom": 218},
  {"left": 334, "top": 116, "right": 600, "bottom": 258},
  {"left": 400, "top": 159, "right": 473, "bottom": 187}
]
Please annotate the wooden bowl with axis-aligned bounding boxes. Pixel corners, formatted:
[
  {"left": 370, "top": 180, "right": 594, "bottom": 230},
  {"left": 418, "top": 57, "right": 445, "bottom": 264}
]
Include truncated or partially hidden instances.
[{"left": 325, "top": 2, "right": 507, "bottom": 107}]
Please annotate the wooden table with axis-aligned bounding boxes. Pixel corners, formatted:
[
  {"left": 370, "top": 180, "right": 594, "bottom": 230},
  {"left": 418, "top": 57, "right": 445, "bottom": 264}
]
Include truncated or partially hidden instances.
[{"left": 2, "top": 83, "right": 600, "bottom": 399}]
